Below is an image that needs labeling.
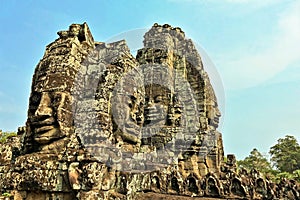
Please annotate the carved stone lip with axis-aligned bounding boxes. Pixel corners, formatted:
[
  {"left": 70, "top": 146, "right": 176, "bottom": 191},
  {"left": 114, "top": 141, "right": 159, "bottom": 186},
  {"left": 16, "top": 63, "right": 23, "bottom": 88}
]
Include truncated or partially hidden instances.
[
  {"left": 34, "top": 136, "right": 51, "bottom": 144},
  {"left": 34, "top": 125, "right": 56, "bottom": 134},
  {"left": 30, "top": 117, "right": 55, "bottom": 125},
  {"left": 34, "top": 128, "right": 60, "bottom": 144}
]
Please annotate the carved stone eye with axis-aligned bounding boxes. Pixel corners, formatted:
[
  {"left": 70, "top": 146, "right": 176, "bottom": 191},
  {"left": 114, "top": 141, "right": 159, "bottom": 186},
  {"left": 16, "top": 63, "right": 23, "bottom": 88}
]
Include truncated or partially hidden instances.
[
  {"left": 154, "top": 95, "right": 165, "bottom": 103},
  {"left": 53, "top": 93, "right": 62, "bottom": 104},
  {"left": 31, "top": 93, "right": 41, "bottom": 104}
]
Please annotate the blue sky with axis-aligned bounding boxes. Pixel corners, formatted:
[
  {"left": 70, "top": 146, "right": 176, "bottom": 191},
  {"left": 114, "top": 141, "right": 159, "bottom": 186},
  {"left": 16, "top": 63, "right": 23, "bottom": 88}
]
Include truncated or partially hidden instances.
[{"left": 0, "top": 0, "right": 299, "bottom": 159}]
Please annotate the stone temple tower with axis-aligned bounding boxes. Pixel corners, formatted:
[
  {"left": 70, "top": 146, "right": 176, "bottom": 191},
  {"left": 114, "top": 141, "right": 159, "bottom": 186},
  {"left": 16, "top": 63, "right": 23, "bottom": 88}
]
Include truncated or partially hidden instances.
[
  {"left": 1, "top": 22, "right": 298, "bottom": 200},
  {"left": 0, "top": 23, "right": 226, "bottom": 199}
]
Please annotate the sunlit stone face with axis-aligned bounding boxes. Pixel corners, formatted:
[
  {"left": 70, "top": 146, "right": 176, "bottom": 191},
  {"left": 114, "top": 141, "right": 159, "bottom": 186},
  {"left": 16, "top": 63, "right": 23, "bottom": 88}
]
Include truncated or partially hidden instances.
[
  {"left": 28, "top": 91, "right": 73, "bottom": 145},
  {"left": 23, "top": 23, "right": 93, "bottom": 153},
  {"left": 144, "top": 85, "right": 171, "bottom": 127}
]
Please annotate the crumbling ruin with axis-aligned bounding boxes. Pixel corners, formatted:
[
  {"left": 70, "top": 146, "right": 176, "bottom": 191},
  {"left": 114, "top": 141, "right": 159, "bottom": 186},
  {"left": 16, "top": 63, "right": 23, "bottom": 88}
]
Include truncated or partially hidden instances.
[{"left": 0, "top": 23, "right": 299, "bottom": 200}]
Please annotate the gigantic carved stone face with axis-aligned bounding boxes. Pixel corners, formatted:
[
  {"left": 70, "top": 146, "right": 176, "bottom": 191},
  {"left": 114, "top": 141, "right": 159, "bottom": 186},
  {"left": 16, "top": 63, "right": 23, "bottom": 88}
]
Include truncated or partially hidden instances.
[
  {"left": 24, "top": 23, "right": 95, "bottom": 153},
  {"left": 28, "top": 91, "right": 73, "bottom": 145},
  {"left": 144, "top": 85, "right": 171, "bottom": 127}
]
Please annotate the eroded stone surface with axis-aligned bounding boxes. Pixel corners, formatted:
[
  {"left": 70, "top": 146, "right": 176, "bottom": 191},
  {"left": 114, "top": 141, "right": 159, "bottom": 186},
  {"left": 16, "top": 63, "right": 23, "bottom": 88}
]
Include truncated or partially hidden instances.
[{"left": 0, "top": 23, "right": 299, "bottom": 200}]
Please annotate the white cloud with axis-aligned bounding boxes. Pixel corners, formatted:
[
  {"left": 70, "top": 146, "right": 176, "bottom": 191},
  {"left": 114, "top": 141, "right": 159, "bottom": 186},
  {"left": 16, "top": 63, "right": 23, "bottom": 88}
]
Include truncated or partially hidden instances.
[{"left": 219, "top": 1, "right": 300, "bottom": 90}]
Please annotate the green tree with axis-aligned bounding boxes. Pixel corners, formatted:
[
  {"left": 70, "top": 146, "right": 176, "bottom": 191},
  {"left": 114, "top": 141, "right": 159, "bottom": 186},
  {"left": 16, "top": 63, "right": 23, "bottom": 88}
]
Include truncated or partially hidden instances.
[
  {"left": 269, "top": 135, "right": 300, "bottom": 173},
  {"left": 238, "top": 148, "right": 272, "bottom": 174},
  {"left": 0, "top": 131, "right": 17, "bottom": 143},
  {"left": 293, "top": 169, "right": 300, "bottom": 182}
]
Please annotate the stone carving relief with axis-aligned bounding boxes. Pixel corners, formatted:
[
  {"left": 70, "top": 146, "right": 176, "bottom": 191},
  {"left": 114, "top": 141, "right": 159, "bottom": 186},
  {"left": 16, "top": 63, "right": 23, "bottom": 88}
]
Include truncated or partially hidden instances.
[{"left": 0, "top": 23, "right": 299, "bottom": 200}]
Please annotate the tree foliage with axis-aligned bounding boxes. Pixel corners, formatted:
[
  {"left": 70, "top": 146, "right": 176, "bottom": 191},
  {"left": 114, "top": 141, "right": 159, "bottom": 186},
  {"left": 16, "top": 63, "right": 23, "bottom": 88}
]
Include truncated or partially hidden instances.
[
  {"left": 238, "top": 135, "right": 300, "bottom": 182},
  {"left": 0, "top": 131, "right": 17, "bottom": 143},
  {"left": 269, "top": 135, "right": 300, "bottom": 173},
  {"left": 237, "top": 148, "right": 272, "bottom": 174}
]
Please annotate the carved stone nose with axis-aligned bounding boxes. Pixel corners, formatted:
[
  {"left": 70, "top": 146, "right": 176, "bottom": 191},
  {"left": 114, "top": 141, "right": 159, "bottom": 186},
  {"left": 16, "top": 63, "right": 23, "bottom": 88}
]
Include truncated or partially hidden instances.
[
  {"left": 35, "top": 93, "right": 53, "bottom": 117},
  {"left": 35, "top": 104, "right": 52, "bottom": 116}
]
